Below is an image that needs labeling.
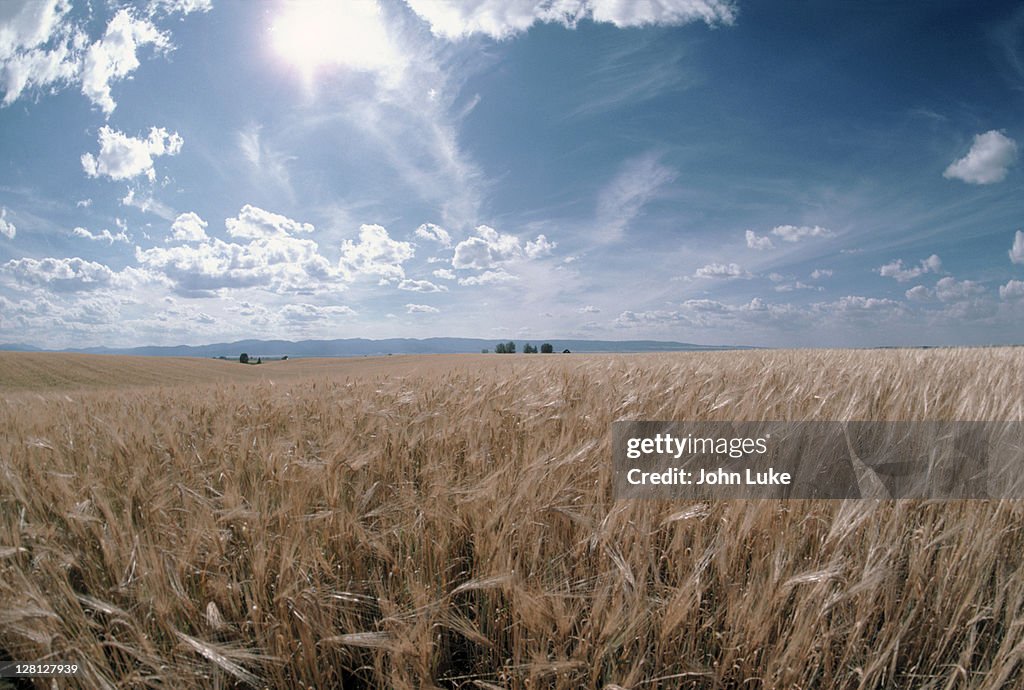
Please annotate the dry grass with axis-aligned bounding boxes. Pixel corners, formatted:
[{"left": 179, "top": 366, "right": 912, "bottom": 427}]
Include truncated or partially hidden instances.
[{"left": 1, "top": 347, "right": 1023, "bottom": 688}]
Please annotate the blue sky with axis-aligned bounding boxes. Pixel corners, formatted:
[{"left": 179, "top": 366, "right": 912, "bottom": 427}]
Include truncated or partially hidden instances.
[{"left": 1, "top": 0, "right": 1023, "bottom": 348}]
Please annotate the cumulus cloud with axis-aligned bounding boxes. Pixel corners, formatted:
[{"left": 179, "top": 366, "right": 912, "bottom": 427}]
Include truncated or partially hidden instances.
[
  {"left": 72, "top": 226, "right": 130, "bottom": 244},
  {"left": 147, "top": 0, "right": 213, "bottom": 16},
  {"left": 694, "top": 262, "right": 749, "bottom": 279},
  {"left": 833, "top": 295, "right": 903, "bottom": 313},
  {"left": 169, "top": 211, "right": 208, "bottom": 242},
  {"left": 1010, "top": 230, "right": 1024, "bottom": 265},
  {"left": 225, "top": 204, "right": 312, "bottom": 239},
  {"left": 405, "top": 303, "right": 439, "bottom": 314},
  {"left": 0, "top": 207, "right": 15, "bottom": 239},
  {"left": 80, "top": 9, "right": 169, "bottom": 116},
  {"left": 810, "top": 268, "right": 832, "bottom": 279},
  {"left": 878, "top": 254, "right": 942, "bottom": 282},
  {"left": 579, "top": 305, "right": 600, "bottom": 313},
  {"left": 433, "top": 268, "right": 456, "bottom": 280},
  {"left": 905, "top": 285, "right": 932, "bottom": 302},
  {"left": 999, "top": 280, "right": 1024, "bottom": 301},
  {"left": 774, "top": 281, "right": 821, "bottom": 292},
  {"left": 944, "top": 130, "right": 1018, "bottom": 185},
  {"left": 2, "top": 256, "right": 117, "bottom": 291},
  {"left": 0, "top": 0, "right": 81, "bottom": 106},
  {"left": 771, "top": 224, "right": 833, "bottom": 242},
  {"left": 398, "top": 278, "right": 448, "bottom": 292},
  {"left": 406, "top": 0, "right": 737, "bottom": 40},
  {"left": 136, "top": 205, "right": 340, "bottom": 296},
  {"left": 456, "top": 269, "right": 518, "bottom": 286},
  {"left": 451, "top": 225, "right": 554, "bottom": 270},
  {"left": 524, "top": 234, "right": 555, "bottom": 258},
  {"left": 414, "top": 222, "right": 452, "bottom": 247},
  {"left": 2, "top": 3, "right": 201, "bottom": 113},
  {"left": 81, "top": 126, "right": 183, "bottom": 181},
  {"left": 934, "top": 276, "right": 984, "bottom": 303},
  {"left": 279, "top": 303, "right": 356, "bottom": 322},
  {"left": 745, "top": 229, "right": 773, "bottom": 250},
  {"left": 595, "top": 152, "right": 677, "bottom": 243},
  {"left": 339, "top": 224, "right": 415, "bottom": 282}
]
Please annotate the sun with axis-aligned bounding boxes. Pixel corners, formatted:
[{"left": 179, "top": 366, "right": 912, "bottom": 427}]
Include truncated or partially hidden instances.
[{"left": 270, "top": 0, "right": 401, "bottom": 82}]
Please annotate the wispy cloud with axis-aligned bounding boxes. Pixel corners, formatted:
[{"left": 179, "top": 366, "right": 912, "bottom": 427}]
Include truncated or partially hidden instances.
[{"left": 594, "top": 152, "right": 677, "bottom": 243}]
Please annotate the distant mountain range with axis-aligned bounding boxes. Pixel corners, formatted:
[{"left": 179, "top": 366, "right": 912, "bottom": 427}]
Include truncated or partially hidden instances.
[{"left": 0, "top": 337, "right": 752, "bottom": 357}]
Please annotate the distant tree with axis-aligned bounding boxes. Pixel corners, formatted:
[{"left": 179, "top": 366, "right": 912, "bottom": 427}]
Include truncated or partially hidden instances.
[
  {"left": 506, "top": 341, "right": 516, "bottom": 354},
  {"left": 563, "top": 349, "right": 571, "bottom": 354},
  {"left": 523, "top": 343, "right": 537, "bottom": 353},
  {"left": 282, "top": 355, "right": 288, "bottom": 360},
  {"left": 541, "top": 343, "right": 554, "bottom": 353},
  {"left": 256, "top": 357, "right": 262, "bottom": 364},
  {"left": 481, "top": 348, "right": 489, "bottom": 353},
  {"left": 495, "top": 343, "right": 506, "bottom": 353},
  {"left": 239, "top": 352, "right": 249, "bottom": 364}
]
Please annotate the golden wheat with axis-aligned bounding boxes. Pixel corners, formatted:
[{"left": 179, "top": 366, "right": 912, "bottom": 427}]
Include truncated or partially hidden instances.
[{"left": 1, "top": 348, "right": 1023, "bottom": 688}]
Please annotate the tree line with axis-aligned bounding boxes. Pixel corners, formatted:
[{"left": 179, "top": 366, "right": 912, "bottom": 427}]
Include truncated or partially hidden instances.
[{"left": 487, "top": 342, "right": 557, "bottom": 354}]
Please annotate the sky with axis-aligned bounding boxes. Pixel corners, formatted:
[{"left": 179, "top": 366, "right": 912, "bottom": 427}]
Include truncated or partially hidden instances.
[{"left": 1, "top": 0, "right": 1023, "bottom": 349}]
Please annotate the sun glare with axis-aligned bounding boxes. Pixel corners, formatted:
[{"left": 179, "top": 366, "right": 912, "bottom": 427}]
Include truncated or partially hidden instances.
[{"left": 270, "top": 0, "right": 400, "bottom": 81}]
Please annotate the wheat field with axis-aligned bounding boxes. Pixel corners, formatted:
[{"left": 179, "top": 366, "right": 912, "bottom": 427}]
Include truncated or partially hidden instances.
[{"left": 1, "top": 348, "right": 1023, "bottom": 689}]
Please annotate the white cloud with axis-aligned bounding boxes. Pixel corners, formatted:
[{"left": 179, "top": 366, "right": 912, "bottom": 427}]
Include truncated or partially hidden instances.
[
  {"left": 72, "top": 226, "right": 130, "bottom": 244},
  {"left": 237, "top": 124, "right": 294, "bottom": 197},
  {"left": 452, "top": 224, "right": 553, "bottom": 269},
  {"left": 0, "top": 207, "right": 15, "bottom": 239},
  {"left": 579, "top": 305, "right": 600, "bottom": 313},
  {"left": 339, "top": 224, "right": 414, "bottom": 282},
  {"left": 75, "top": 198, "right": 92, "bottom": 208},
  {"left": 745, "top": 229, "right": 773, "bottom": 250},
  {"left": 905, "top": 285, "right": 932, "bottom": 302},
  {"left": 595, "top": 152, "right": 677, "bottom": 242},
  {"left": 169, "top": 211, "right": 208, "bottom": 242},
  {"left": 398, "top": 278, "right": 448, "bottom": 292},
  {"left": 433, "top": 268, "right": 456, "bottom": 280},
  {"left": 148, "top": 0, "right": 213, "bottom": 16},
  {"left": 80, "top": 9, "right": 169, "bottom": 116},
  {"left": 225, "top": 204, "right": 312, "bottom": 239},
  {"left": 279, "top": 303, "right": 356, "bottom": 322},
  {"left": 405, "top": 303, "right": 439, "bottom": 314},
  {"left": 833, "top": 295, "right": 903, "bottom": 313},
  {"left": 524, "top": 234, "right": 555, "bottom": 258},
  {"left": 2, "top": 3, "right": 204, "bottom": 112},
  {"left": 771, "top": 224, "right": 833, "bottom": 242},
  {"left": 406, "top": 0, "right": 736, "bottom": 40},
  {"left": 694, "top": 262, "right": 748, "bottom": 279},
  {"left": 81, "top": 126, "right": 183, "bottom": 181},
  {"left": 121, "top": 187, "right": 176, "bottom": 220},
  {"left": 774, "top": 281, "right": 821, "bottom": 292},
  {"left": 2, "top": 256, "right": 118, "bottom": 291},
  {"left": 456, "top": 269, "right": 518, "bottom": 286},
  {"left": 0, "top": 0, "right": 81, "bottom": 106},
  {"left": 810, "top": 268, "right": 832, "bottom": 279},
  {"left": 934, "top": 276, "right": 984, "bottom": 303},
  {"left": 878, "top": 254, "right": 942, "bottom": 282},
  {"left": 414, "top": 222, "right": 452, "bottom": 247},
  {"left": 999, "top": 280, "right": 1024, "bottom": 301},
  {"left": 943, "top": 130, "right": 1018, "bottom": 185},
  {"left": 136, "top": 206, "right": 340, "bottom": 296},
  {"left": 1010, "top": 230, "right": 1024, "bottom": 265}
]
